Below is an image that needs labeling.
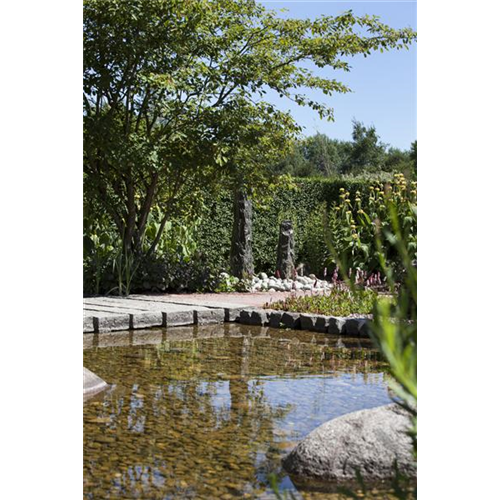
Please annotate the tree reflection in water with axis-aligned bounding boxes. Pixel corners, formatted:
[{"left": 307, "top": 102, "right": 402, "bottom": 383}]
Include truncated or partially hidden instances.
[{"left": 84, "top": 324, "right": 388, "bottom": 499}]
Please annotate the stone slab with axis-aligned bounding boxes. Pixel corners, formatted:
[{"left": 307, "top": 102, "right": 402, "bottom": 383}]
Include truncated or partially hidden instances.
[
  {"left": 130, "top": 311, "right": 164, "bottom": 329},
  {"left": 91, "top": 313, "right": 130, "bottom": 333},
  {"left": 194, "top": 308, "right": 225, "bottom": 325},
  {"left": 165, "top": 310, "right": 194, "bottom": 327},
  {"left": 83, "top": 316, "right": 95, "bottom": 333}
]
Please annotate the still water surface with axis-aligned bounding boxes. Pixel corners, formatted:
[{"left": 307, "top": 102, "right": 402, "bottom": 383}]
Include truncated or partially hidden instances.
[{"left": 84, "top": 323, "right": 392, "bottom": 499}]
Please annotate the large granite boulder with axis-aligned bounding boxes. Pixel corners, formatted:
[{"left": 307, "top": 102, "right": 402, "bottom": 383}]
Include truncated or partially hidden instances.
[
  {"left": 83, "top": 367, "right": 108, "bottom": 401},
  {"left": 283, "top": 404, "right": 416, "bottom": 483}
]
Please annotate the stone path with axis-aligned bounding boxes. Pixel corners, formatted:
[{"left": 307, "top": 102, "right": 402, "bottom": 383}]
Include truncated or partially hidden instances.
[
  {"left": 83, "top": 292, "right": 283, "bottom": 333},
  {"left": 83, "top": 289, "right": 375, "bottom": 340}
]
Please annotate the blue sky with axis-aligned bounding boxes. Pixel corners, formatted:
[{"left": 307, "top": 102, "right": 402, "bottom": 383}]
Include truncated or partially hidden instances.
[
  {"left": 261, "top": 1, "right": 417, "bottom": 150},
  {"left": 261, "top": 0, "right": 500, "bottom": 149}
]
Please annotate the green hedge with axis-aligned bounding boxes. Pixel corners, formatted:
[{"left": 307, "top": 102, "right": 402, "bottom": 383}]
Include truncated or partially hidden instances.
[{"left": 195, "top": 178, "right": 374, "bottom": 275}]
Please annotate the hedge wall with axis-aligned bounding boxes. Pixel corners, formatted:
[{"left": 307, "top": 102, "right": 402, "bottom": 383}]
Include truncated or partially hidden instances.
[{"left": 194, "top": 178, "right": 374, "bottom": 276}]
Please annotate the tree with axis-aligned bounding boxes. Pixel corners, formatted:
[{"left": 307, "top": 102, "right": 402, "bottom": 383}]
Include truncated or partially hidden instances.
[
  {"left": 84, "top": 0, "right": 416, "bottom": 259},
  {"left": 344, "top": 119, "right": 387, "bottom": 173}
]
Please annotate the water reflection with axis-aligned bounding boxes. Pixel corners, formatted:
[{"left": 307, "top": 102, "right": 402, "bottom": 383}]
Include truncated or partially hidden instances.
[{"left": 84, "top": 324, "right": 391, "bottom": 499}]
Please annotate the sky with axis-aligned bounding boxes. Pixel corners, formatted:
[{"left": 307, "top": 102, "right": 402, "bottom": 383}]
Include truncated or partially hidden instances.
[
  {"left": 260, "top": 1, "right": 417, "bottom": 150},
  {"left": 261, "top": 0, "right": 500, "bottom": 149}
]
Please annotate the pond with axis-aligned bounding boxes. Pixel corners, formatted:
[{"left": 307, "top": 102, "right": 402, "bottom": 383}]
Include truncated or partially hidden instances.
[{"left": 83, "top": 323, "right": 393, "bottom": 499}]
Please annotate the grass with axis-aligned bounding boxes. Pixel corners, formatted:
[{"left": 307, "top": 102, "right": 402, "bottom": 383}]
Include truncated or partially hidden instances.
[{"left": 265, "top": 287, "right": 390, "bottom": 317}]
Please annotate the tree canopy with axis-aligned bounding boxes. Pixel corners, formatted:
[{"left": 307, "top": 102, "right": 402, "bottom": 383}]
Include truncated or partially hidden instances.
[
  {"left": 84, "top": 0, "right": 416, "bottom": 256},
  {"left": 272, "top": 122, "right": 415, "bottom": 179}
]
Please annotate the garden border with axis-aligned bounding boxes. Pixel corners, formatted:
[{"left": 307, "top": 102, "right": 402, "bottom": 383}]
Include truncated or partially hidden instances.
[{"left": 83, "top": 301, "right": 371, "bottom": 337}]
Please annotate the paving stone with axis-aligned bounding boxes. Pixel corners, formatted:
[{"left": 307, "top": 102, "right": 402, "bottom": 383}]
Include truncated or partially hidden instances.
[
  {"left": 130, "top": 311, "right": 164, "bottom": 329},
  {"left": 92, "top": 313, "right": 130, "bottom": 333},
  {"left": 83, "top": 316, "right": 95, "bottom": 333},
  {"left": 194, "top": 308, "right": 225, "bottom": 325},
  {"left": 164, "top": 310, "right": 194, "bottom": 327}
]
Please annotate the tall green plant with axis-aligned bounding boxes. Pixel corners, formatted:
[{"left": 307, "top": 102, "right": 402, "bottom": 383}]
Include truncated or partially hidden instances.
[{"left": 327, "top": 173, "right": 416, "bottom": 276}]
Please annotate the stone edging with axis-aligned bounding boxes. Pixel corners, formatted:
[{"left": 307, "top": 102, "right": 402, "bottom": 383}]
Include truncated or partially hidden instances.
[
  {"left": 236, "top": 309, "right": 371, "bottom": 337},
  {"left": 84, "top": 304, "right": 371, "bottom": 337}
]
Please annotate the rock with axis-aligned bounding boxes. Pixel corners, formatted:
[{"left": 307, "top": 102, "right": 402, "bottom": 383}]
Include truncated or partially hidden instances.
[
  {"left": 313, "top": 315, "right": 329, "bottom": 333},
  {"left": 358, "top": 319, "right": 371, "bottom": 337},
  {"left": 230, "top": 190, "right": 254, "bottom": 278},
  {"left": 259, "top": 272, "right": 268, "bottom": 280},
  {"left": 345, "top": 318, "right": 365, "bottom": 336},
  {"left": 300, "top": 314, "right": 329, "bottom": 333},
  {"left": 225, "top": 307, "right": 248, "bottom": 322},
  {"left": 83, "top": 367, "right": 107, "bottom": 401},
  {"left": 308, "top": 274, "right": 317, "bottom": 280},
  {"left": 299, "top": 314, "right": 316, "bottom": 332},
  {"left": 276, "top": 220, "right": 295, "bottom": 279},
  {"left": 268, "top": 311, "right": 283, "bottom": 328},
  {"left": 249, "top": 309, "right": 269, "bottom": 326},
  {"left": 282, "top": 404, "right": 416, "bottom": 483},
  {"left": 239, "top": 310, "right": 252, "bottom": 325},
  {"left": 281, "top": 311, "right": 301, "bottom": 329},
  {"left": 328, "top": 317, "right": 346, "bottom": 335}
]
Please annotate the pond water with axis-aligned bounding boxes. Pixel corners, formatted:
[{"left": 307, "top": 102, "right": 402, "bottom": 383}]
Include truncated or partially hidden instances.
[{"left": 84, "top": 323, "right": 393, "bottom": 499}]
